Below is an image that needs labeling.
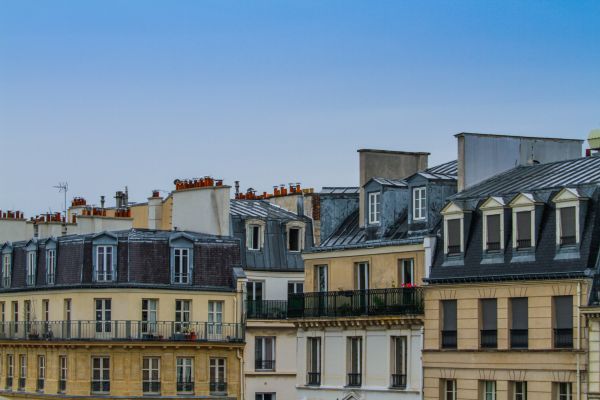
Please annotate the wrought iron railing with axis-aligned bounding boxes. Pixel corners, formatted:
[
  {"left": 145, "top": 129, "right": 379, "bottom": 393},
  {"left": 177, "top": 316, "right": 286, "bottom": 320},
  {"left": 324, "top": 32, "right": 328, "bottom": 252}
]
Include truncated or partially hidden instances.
[
  {"left": 2, "top": 277, "right": 10, "bottom": 288},
  {"left": 37, "top": 378, "right": 44, "bottom": 391},
  {"left": 46, "top": 274, "right": 55, "bottom": 285},
  {"left": 26, "top": 275, "right": 35, "bottom": 286},
  {"left": 209, "top": 381, "right": 227, "bottom": 394},
  {"left": 517, "top": 239, "right": 532, "bottom": 249},
  {"left": 441, "top": 330, "right": 457, "bottom": 349},
  {"left": 391, "top": 373, "right": 407, "bottom": 389},
  {"left": 480, "top": 329, "right": 497, "bottom": 348},
  {"left": 58, "top": 379, "right": 66, "bottom": 393},
  {"left": 486, "top": 242, "right": 501, "bottom": 251},
  {"left": 288, "top": 287, "right": 423, "bottom": 318},
  {"left": 510, "top": 329, "right": 528, "bottom": 349},
  {"left": 0, "top": 320, "right": 244, "bottom": 342},
  {"left": 177, "top": 381, "right": 194, "bottom": 393},
  {"left": 246, "top": 300, "right": 287, "bottom": 319},
  {"left": 142, "top": 381, "right": 160, "bottom": 394},
  {"left": 18, "top": 377, "right": 25, "bottom": 391},
  {"left": 447, "top": 245, "right": 461, "bottom": 255},
  {"left": 255, "top": 360, "right": 276, "bottom": 371},
  {"left": 554, "top": 328, "right": 573, "bottom": 349},
  {"left": 91, "top": 381, "right": 110, "bottom": 393},
  {"left": 560, "top": 236, "right": 577, "bottom": 246},
  {"left": 307, "top": 372, "right": 321, "bottom": 386},
  {"left": 347, "top": 373, "right": 361, "bottom": 387}
]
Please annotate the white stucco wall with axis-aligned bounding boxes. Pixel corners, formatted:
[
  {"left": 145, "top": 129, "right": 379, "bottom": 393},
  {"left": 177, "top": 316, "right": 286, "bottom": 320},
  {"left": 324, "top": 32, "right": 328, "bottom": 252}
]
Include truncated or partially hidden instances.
[
  {"left": 0, "top": 219, "right": 33, "bottom": 243},
  {"left": 72, "top": 216, "right": 133, "bottom": 235},
  {"left": 171, "top": 186, "right": 230, "bottom": 236}
]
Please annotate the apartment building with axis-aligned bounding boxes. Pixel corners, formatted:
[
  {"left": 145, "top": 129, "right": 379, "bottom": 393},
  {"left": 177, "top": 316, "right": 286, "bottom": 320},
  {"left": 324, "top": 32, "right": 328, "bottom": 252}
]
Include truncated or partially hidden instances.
[
  {"left": 0, "top": 229, "right": 245, "bottom": 399},
  {"left": 423, "top": 148, "right": 600, "bottom": 400},
  {"left": 292, "top": 149, "right": 457, "bottom": 400}
]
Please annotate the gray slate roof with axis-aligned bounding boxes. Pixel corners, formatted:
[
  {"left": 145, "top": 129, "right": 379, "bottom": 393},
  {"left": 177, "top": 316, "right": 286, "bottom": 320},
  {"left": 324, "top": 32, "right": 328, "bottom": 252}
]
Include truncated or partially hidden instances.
[
  {"left": 230, "top": 199, "right": 301, "bottom": 220},
  {"left": 321, "top": 187, "right": 360, "bottom": 194}
]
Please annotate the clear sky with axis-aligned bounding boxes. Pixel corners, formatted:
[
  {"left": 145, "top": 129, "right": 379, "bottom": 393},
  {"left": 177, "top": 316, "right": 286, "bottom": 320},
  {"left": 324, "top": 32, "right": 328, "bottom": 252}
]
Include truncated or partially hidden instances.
[{"left": 1, "top": 1, "right": 599, "bottom": 215}]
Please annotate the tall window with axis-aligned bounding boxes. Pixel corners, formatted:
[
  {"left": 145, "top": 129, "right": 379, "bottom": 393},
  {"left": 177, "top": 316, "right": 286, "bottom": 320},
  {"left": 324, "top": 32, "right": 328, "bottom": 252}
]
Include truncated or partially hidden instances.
[
  {"left": 64, "top": 299, "right": 71, "bottom": 321},
  {"left": 24, "top": 301, "right": 31, "bottom": 332},
  {"left": 315, "top": 265, "right": 328, "bottom": 292},
  {"left": 64, "top": 299, "right": 72, "bottom": 338},
  {"left": 287, "top": 281, "right": 303, "bottom": 295},
  {"left": 557, "top": 382, "right": 572, "bottom": 400},
  {"left": 558, "top": 206, "right": 577, "bottom": 245},
  {"left": 46, "top": 249, "right": 56, "bottom": 284},
  {"left": 413, "top": 187, "right": 426, "bottom": 221},
  {"left": 553, "top": 296, "right": 573, "bottom": 348},
  {"left": 399, "top": 259, "right": 414, "bottom": 286},
  {"left": 0, "top": 302, "right": 4, "bottom": 335},
  {"left": 390, "top": 336, "right": 407, "bottom": 388},
  {"left": 307, "top": 337, "right": 321, "bottom": 386},
  {"left": 444, "top": 379, "right": 457, "bottom": 400},
  {"left": 95, "top": 299, "right": 112, "bottom": 334},
  {"left": 480, "top": 299, "right": 497, "bottom": 348},
  {"left": 368, "top": 192, "right": 381, "bottom": 224},
  {"left": 12, "top": 301, "right": 18, "bottom": 334},
  {"left": 255, "top": 337, "right": 276, "bottom": 371},
  {"left": 6, "top": 354, "right": 13, "bottom": 389},
  {"left": 141, "top": 299, "right": 158, "bottom": 334},
  {"left": 173, "top": 248, "right": 190, "bottom": 284},
  {"left": 516, "top": 211, "right": 533, "bottom": 249},
  {"left": 208, "top": 301, "right": 223, "bottom": 336},
  {"left": 446, "top": 218, "right": 462, "bottom": 255},
  {"left": 59, "top": 356, "right": 67, "bottom": 393},
  {"left": 248, "top": 225, "right": 261, "bottom": 250},
  {"left": 288, "top": 228, "right": 301, "bottom": 252},
  {"left": 42, "top": 299, "right": 50, "bottom": 336},
  {"left": 37, "top": 355, "right": 45, "bottom": 392},
  {"left": 485, "top": 214, "right": 502, "bottom": 251},
  {"left": 91, "top": 357, "right": 110, "bottom": 393},
  {"left": 209, "top": 358, "right": 226, "bottom": 394},
  {"left": 510, "top": 298, "right": 528, "bottom": 349},
  {"left": 514, "top": 381, "right": 527, "bottom": 400},
  {"left": 96, "top": 246, "right": 113, "bottom": 281},
  {"left": 176, "top": 358, "right": 193, "bottom": 393},
  {"left": 142, "top": 357, "right": 160, "bottom": 394},
  {"left": 441, "top": 300, "right": 457, "bottom": 349},
  {"left": 354, "top": 262, "right": 369, "bottom": 290},
  {"left": 175, "top": 300, "right": 190, "bottom": 333},
  {"left": 247, "top": 281, "right": 264, "bottom": 301},
  {"left": 347, "top": 337, "right": 362, "bottom": 387},
  {"left": 483, "top": 380, "right": 496, "bottom": 400},
  {"left": 26, "top": 251, "right": 36, "bottom": 286},
  {"left": 256, "top": 394, "right": 276, "bottom": 400},
  {"left": 18, "top": 354, "right": 26, "bottom": 391},
  {"left": 2, "top": 254, "right": 11, "bottom": 288}
]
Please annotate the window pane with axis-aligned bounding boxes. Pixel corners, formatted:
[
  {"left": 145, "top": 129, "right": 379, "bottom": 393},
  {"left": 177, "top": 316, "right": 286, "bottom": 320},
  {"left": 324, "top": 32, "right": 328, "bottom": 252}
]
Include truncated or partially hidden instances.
[
  {"left": 486, "top": 214, "right": 501, "bottom": 245},
  {"left": 560, "top": 207, "right": 576, "bottom": 239},
  {"left": 554, "top": 296, "right": 573, "bottom": 329},
  {"left": 511, "top": 298, "right": 528, "bottom": 329},
  {"left": 481, "top": 299, "right": 497, "bottom": 330},
  {"left": 516, "top": 211, "right": 532, "bottom": 241},
  {"left": 447, "top": 219, "right": 461, "bottom": 248},
  {"left": 442, "top": 300, "right": 457, "bottom": 330}
]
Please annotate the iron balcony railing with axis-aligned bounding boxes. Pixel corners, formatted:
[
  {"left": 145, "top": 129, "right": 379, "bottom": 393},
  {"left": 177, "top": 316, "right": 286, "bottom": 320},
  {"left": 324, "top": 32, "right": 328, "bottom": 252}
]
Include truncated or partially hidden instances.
[
  {"left": 142, "top": 381, "right": 160, "bottom": 394},
  {"left": 288, "top": 287, "right": 423, "bottom": 318},
  {"left": 447, "top": 245, "right": 461, "bottom": 255},
  {"left": 517, "top": 239, "right": 532, "bottom": 249},
  {"left": 255, "top": 359, "right": 276, "bottom": 371},
  {"left": 246, "top": 300, "right": 287, "bottom": 319},
  {"left": 560, "top": 235, "right": 577, "bottom": 246},
  {"left": 441, "top": 330, "right": 457, "bottom": 349},
  {"left": 37, "top": 378, "right": 44, "bottom": 391},
  {"left": 177, "top": 381, "right": 194, "bottom": 393},
  {"left": 391, "top": 373, "right": 407, "bottom": 389},
  {"left": 480, "top": 329, "right": 497, "bottom": 348},
  {"left": 18, "top": 377, "right": 25, "bottom": 391},
  {"left": 2, "top": 277, "right": 10, "bottom": 288},
  {"left": 0, "top": 320, "right": 244, "bottom": 342},
  {"left": 510, "top": 329, "right": 528, "bottom": 349},
  {"left": 307, "top": 372, "right": 321, "bottom": 386},
  {"left": 347, "top": 373, "right": 361, "bottom": 387},
  {"left": 209, "top": 381, "right": 227, "bottom": 394},
  {"left": 486, "top": 242, "right": 501, "bottom": 251},
  {"left": 554, "top": 328, "right": 573, "bottom": 349},
  {"left": 58, "top": 379, "right": 66, "bottom": 393},
  {"left": 91, "top": 381, "right": 110, "bottom": 393}
]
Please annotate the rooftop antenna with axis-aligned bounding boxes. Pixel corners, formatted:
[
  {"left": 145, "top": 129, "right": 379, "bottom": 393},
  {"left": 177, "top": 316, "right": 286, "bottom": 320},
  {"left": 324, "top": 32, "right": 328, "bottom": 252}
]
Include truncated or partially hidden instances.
[{"left": 53, "top": 182, "right": 68, "bottom": 219}]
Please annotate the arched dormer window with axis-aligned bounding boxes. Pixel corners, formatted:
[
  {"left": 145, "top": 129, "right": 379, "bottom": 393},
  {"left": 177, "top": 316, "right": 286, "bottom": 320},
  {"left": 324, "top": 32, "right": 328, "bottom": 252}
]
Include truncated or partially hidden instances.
[
  {"left": 479, "top": 197, "right": 506, "bottom": 252},
  {"left": 245, "top": 218, "right": 266, "bottom": 251},
  {"left": 552, "top": 188, "right": 585, "bottom": 247},
  {"left": 441, "top": 202, "right": 464, "bottom": 256},
  {"left": 508, "top": 193, "right": 538, "bottom": 251},
  {"left": 169, "top": 233, "right": 194, "bottom": 285},
  {"left": 92, "top": 232, "right": 118, "bottom": 282},
  {"left": 25, "top": 239, "right": 38, "bottom": 286},
  {"left": 1, "top": 243, "right": 12, "bottom": 288},
  {"left": 45, "top": 237, "right": 57, "bottom": 285},
  {"left": 286, "top": 221, "right": 306, "bottom": 252}
]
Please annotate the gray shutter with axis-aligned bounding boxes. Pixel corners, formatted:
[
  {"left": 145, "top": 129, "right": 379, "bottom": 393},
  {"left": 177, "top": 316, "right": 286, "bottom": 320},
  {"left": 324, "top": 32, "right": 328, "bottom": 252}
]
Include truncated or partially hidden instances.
[
  {"left": 560, "top": 207, "right": 576, "bottom": 239},
  {"left": 447, "top": 220, "right": 461, "bottom": 247},
  {"left": 511, "top": 298, "right": 528, "bottom": 329},
  {"left": 554, "top": 296, "right": 573, "bottom": 329},
  {"left": 516, "top": 211, "right": 532, "bottom": 241},
  {"left": 442, "top": 300, "right": 457, "bottom": 331},
  {"left": 481, "top": 299, "right": 497, "bottom": 330},
  {"left": 486, "top": 214, "right": 501, "bottom": 245}
]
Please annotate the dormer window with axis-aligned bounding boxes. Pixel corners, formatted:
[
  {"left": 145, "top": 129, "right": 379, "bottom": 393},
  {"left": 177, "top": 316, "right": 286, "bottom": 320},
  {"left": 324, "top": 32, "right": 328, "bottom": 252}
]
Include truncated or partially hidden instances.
[
  {"left": 558, "top": 207, "right": 576, "bottom": 245},
  {"left": 286, "top": 222, "right": 306, "bottom": 252},
  {"left": 46, "top": 249, "right": 56, "bottom": 285},
  {"left": 248, "top": 225, "right": 261, "bottom": 250},
  {"left": 2, "top": 253, "right": 11, "bottom": 288},
  {"left": 368, "top": 192, "right": 381, "bottom": 224},
  {"left": 485, "top": 215, "right": 501, "bottom": 251},
  {"left": 413, "top": 187, "right": 426, "bottom": 221},
  {"left": 553, "top": 188, "right": 583, "bottom": 248},
  {"left": 173, "top": 248, "right": 190, "bottom": 284},
  {"left": 96, "top": 246, "right": 114, "bottom": 281},
  {"left": 480, "top": 197, "right": 505, "bottom": 253},
  {"left": 26, "top": 248, "right": 37, "bottom": 286},
  {"left": 446, "top": 219, "right": 462, "bottom": 255},
  {"left": 515, "top": 211, "right": 533, "bottom": 249},
  {"left": 509, "top": 193, "right": 537, "bottom": 251},
  {"left": 441, "top": 202, "right": 465, "bottom": 257}
]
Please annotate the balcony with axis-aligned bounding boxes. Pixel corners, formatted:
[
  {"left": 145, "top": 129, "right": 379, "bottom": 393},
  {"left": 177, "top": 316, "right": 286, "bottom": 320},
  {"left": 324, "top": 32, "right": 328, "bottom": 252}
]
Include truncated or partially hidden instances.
[
  {"left": 516, "top": 239, "right": 532, "bottom": 249},
  {"left": 255, "top": 359, "right": 276, "bottom": 371},
  {"left": 347, "top": 373, "right": 362, "bottom": 387},
  {"left": 246, "top": 300, "right": 287, "bottom": 320},
  {"left": 560, "top": 235, "right": 577, "bottom": 246},
  {"left": 288, "top": 287, "right": 423, "bottom": 318},
  {"left": 0, "top": 321, "right": 244, "bottom": 343},
  {"left": 307, "top": 372, "right": 321, "bottom": 386},
  {"left": 441, "top": 330, "right": 457, "bottom": 349},
  {"left": 510, "top": 329, "right": 528, "bottom": 349},
  {"left": 554, "top": 328, "right": 573, "bottom": 349},
  {"left": 142, "top": 381, "right": 160, "bottom": 394},
  {"left": 486, "top": 242, "right": 501, "bottom": 251},
  {"left": 209, "top": 381, "right": 227, "bottom": 394},
  {"left": 447, "top": 245, "right": 461, "bottom": 255},
  {"left": 177, "top": 381, "right": 194, "bottom": 393},
  {"left": 391, "top": 373, "right": 407, "bottom": 389},
  {"left": 480, "top": 329, "right": 497, "bottom": 349}
]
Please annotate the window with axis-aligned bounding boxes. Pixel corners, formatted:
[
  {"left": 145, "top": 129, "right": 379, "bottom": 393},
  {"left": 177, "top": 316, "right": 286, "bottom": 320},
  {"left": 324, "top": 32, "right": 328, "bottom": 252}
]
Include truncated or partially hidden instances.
[
  {"left": 141, "top": 299, "right": 158, "bottom": 334},
  {"left": 443, "top": 379, "right": 457, "bottom": 400},
  {"left": 354, "top": 262, "right": 369, "bottom": 290},
  {"left": 399, "top": 259, "right": 414, "bottom": 286},
  {"left": 46, "top": 249, "right": 56, "bottom": 284},
  {"left": 247, "top": 281, "right": 264, "bottom": 301},
  {"left": 485, "top": 214, "right": 502, "bottom": 251},
  {"left": 307, "top": 337, "right": 321, "bottom": 385},
  {"left": 483, "top": 381, "right": 496, "bottom": 400},
  {"left": 176, "top": 358, "right": 193, "bottom": 393},
  {"left": 368, "top": 192, "right": 381, "bottom": 224},
  {"left": 347, "top": 337, "right": 362, "bottom": 387},
  {"left": 515, "top": 210, "right": 533, "bottom": 249},
  {"left": 558, "top": 206, "right": 577, "bottom": 245},
  {"left": 514, "top": 381, "right": 527, "bottom": 400},
  {"left": 12, "top": 301, "right": 18, "bottom": 333},
  {"left": 288, "top": 281, "right": 303, "bottom": 295},
  {"left": 390, "top": 336, "right": 407, "bottom": 388},
  {"left": 0, "top": 302, "right": 4, "bottom": 335},
  {"left": 26, "top": 251, "right": 36, "bottom": 286},
  {"left": 91, "top": 357, "right": 110, "bottom": 393},
  {"left": 480, "top": 299, "right": 497, "bottom": 348},
  {"left": 510, "top": 298, "right": 528, "bottom": 349},
  {"left": 553, "top": 296, "right": 573, "bottom": 348},
  {"left": 59, "top": 356, "right": 67, "bottom": 393},
  {"left": 142, "top": 357, "right": 160, "bottom": 394},
  {"left": 288, "top": 227, "right": 301, "bottom": 252},
  {"left": 24, "top": 301, "right": 31, "bottom": 332},
  {"left": 175, "top": 300, "right": 190, "bottom": 333},
  {"left": 42, "top": 299, "right": 50, "bottom": 336},
  {"left": 173, "top": 248, "right": 190, "bottom": 284},
  {"left": 95, "top": 246, "right": 113, "bottom": 281},
  {"left": 6, "top": 354, "right": 13, "bottom": 389},
  {"left": 446, "top": 218, "right": 462, "bottom": 255},
  {"left": 64, "top": 299, "right": 71, "bottom": 338},
  {"left": 95, "top": 299, "right": 111, "bottom": 334},
  {"left": 256, "top": 394, "right": 276, "bottom": 400},
  {"left": 413, "top": 187, "right": 426, "bottom": 221},
  {"left": 208, "top": 301, "right": 223, "bottom": 337},
  {"left": 441, "top": 300, "right": 457, "bottom": 349},
  {"left": 315, "top": 265, "right": 328, "bottom": 292},
  {"left": 2, "top": 254, "right": 11, "bottom": 288},
  {"left": 18, "top": 354, "right": 26, "bottom": 391},
  {"left": 64, "top": 299, "right": 71, "bottom": 321},
  {"left": 37, "top": 355, "right": 45, "bottom": 392},
  {"left": 557, "top": 382, "right": 572, "bottom": 400},
  {"left": 209, "top": 358, "right": 226, "bottom": 394},
  {"left": 255, "top": 337, "right": 276, "bottom": 371},
  {"left": 248, "top": 225, "right": 261, "bottom": 250}
]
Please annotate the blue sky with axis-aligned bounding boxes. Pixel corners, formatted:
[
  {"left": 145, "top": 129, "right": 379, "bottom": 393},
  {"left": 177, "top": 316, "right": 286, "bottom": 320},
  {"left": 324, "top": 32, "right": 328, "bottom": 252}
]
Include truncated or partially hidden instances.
[{"left": 1, "top": 1, "right": 599, "bottom": 215}]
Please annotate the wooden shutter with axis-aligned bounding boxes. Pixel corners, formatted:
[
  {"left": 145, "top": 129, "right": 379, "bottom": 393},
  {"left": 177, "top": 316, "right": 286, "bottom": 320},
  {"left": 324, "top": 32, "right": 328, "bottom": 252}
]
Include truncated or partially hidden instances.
[
  {"left": 486, "top": 214, "right": 501, "bottom": 245},
  {"left": 554, "top": 296, "right": 573, "bottom": 329},
  {"left": 442, "top": 300, "right": 457, "bottom": 331},
  {"left": 447, "top": 219, "right": 461, "bottom": 247},
  {"left": 511, "top": 298, "right": 528, "bottom": 330},
  {"left": 481, "top": 299, "right": 497, "bottom": 330}
]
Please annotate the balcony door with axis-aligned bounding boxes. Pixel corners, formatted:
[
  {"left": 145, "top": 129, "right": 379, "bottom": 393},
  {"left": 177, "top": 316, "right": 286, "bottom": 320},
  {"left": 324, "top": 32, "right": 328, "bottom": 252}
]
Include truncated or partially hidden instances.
[
  {"left": 95, "top": 299, "right": 112, "bottom": 339},
  {"left": 355, "top": 263, "right": 369, "bottom": 313}
]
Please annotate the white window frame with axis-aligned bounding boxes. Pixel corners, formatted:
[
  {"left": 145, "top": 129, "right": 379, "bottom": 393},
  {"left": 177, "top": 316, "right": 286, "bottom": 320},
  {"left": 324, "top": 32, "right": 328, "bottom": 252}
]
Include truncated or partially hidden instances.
[
  {"left": 509, "top": 194, "right": 537, "bottom": 250},
  {"left": 142, "top": 357, "right": 160, "bottom": 394},
  {"left": 315, "top": 265, "right": 328, "bottom": 292},
  {"left": 91, "top": 356, "right": 110, "bottom": 393},
  {"left": 248, "top": 224, "right": 262, "bottom": 250},
  {"left": 555, "top": 203, "right": 580, "bottom": 246},
  {"left": 141, "top": 299, "right": 158, "bottom": 334},
  {"left": 557, "top": 382, "right": 572, "bottom": 400},
  {"left": 246, "top": 219, "right": 265, "bottom": 251},
  {"left": 368, "top": 192, "right": 381, "bottom": 224},
  {"left": 307, "top": 336, "right": 321, "bottom": 376},
  {"left": 175, "top": 300, "right": 190, "bottom": 333},
  {"left": 514, "top": 381, "right": 527, "bottom": 400},
  {"left": 46, "top": 249, "right": 56, "bottom": 285},
  {"left": 26, "top": 251, "right": 36, "bottom": 286},
  {"left": 444, "top": 379, "right": 457, "bottom": 400},
  {"left": 59, "top": 356, "right": 67, "bottom": 392},
  {"left": 256, "top": 394, "right": 276, "bottom": 400},
  {"left": 37, "top": 355, "right": 45, "bottom": 390},
  {"left": 95, "top": 246, "right": 114, "bottom": 282},
  {"left": 347, "top": 336, "right": 362, "bottom": 383},
  {"left": 209, "top": 358, "right": 226, "bottom": 387},
  {"left": 255, "top": 336, "right": 276, "bottom": 371},
  {"left": 173, "top": 248, "right": 190, "bottom": 284},
  {"left": 208, "top": 301, "right": 223, "bottom": 336},
  {"left": 413, "top": 187, "right": 427, "bottom": 221},
  {"left": 176, "top": 357, "right": 193, "bottom": 393},
  {"left": 483, "top": 380, "right": 496, "bottom": 400},
  {"left": 247, "top": 280, "right": 264, "bottom": 301},
  {"left": 7, "top": 354, "right": 14, "bottom": 384},
  {"left": 2, "top": 254, "right": 11, "bottom": 288},
  {"left": 288, "top": 227, "right": 302, "bottom": 252},
  {"left": 19, "top": 354, "right": 26, "bottom": 390},
  {"left": 443, "top": 215, "right": 464, "bottom": 255},
  {"left": 390, "top": 336, "right": 407, "bottom": 386},
  {"left": 95, "top": 299, "right": 112, "bottom": 334},
  {"left": 288, "top": 281, "right": 304, "bottom": 295},
  {"left": 400, "top": 258, "right": 414, "bottom": 286}
]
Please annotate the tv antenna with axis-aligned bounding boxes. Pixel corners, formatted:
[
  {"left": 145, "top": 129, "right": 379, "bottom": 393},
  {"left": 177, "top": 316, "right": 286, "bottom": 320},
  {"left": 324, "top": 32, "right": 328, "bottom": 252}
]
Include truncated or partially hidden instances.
[{"left": 53, "top": 182, "right": 68, "bottom": 220}]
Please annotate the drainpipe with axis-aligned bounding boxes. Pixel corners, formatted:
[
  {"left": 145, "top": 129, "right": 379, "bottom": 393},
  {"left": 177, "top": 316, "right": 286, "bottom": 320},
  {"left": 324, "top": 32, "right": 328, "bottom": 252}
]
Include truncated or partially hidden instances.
[
  {"left": 421, "top": 325, "right": 425, "bottom": 400},
  {"left": 577, "top": 281, "right": 581, "bottom": 400},
  {"left": 237, "top": 348, "right": 245, "bottom": 400}
]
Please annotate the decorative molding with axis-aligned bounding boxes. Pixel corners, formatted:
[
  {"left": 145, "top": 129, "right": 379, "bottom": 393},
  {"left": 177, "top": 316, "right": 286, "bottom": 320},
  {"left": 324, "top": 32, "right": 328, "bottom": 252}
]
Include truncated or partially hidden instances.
[
  {"left": 552, "top": 285, "right": 575, "bottom": 296},
  {"left": 439, "top": 290, "right": 457, "bottom": 300},
  {"left": 508, "top": 286, "right": 528, "bottom": 297},
  {"left": 477, "top": 287, "right": 497, "bottom": 298}
]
